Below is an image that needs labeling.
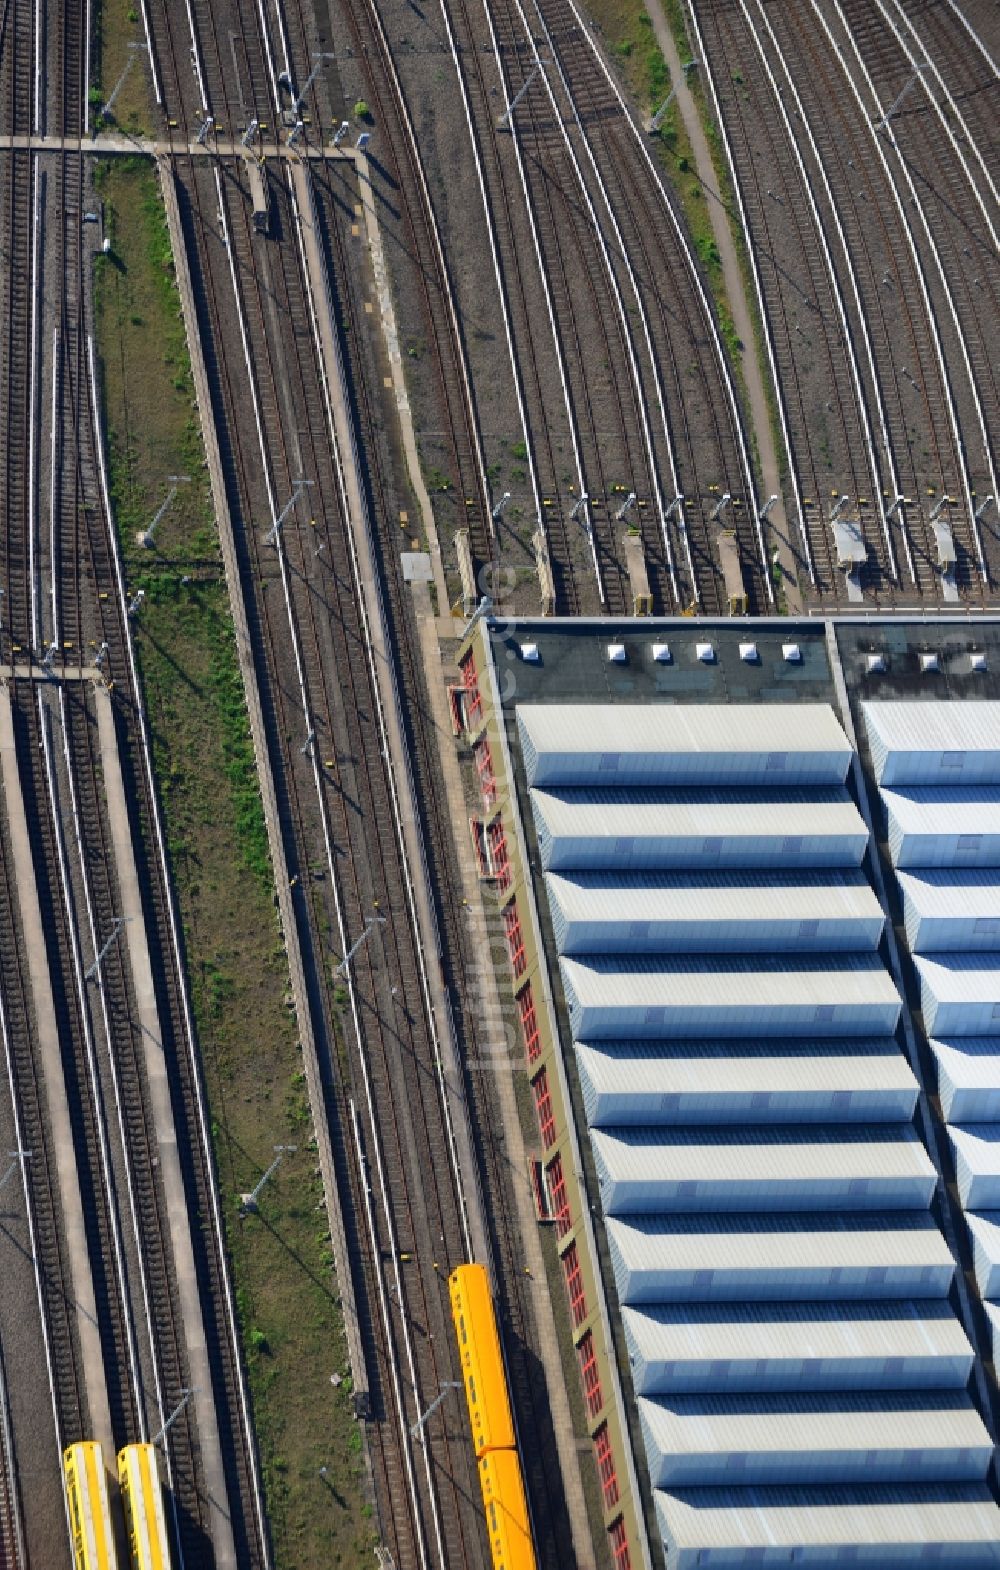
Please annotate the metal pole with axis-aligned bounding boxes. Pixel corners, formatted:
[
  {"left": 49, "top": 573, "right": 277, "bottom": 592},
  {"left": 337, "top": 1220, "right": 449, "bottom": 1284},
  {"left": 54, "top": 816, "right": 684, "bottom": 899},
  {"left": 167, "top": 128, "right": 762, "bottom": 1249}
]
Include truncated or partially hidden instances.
[
  {"left": 829, "top": 495, "right": 850, "bottom": 525},
  {"left": 195, "top": 114, "right": 214, "bottom": 146},
  {"left": 648, "top": 61, "right": 698, "bottom": 133},
  {"left": 570, "top": 493, "right": 590, "bottom": 524},
  {"left": 332, "top": 121, "right": 350, "bottom": 147},
  {"left": 101, "top": 42, "right": 148, "bottom": 119},
  {"left": 86, "top": 916, "right": 131, "bottom": 982},
  {"left": 41, "top": 640, "right": 59, "bottom": 674},
  {"left": 141, "top": 474, "right": 189, "bottom": 549},
  {"left": 710, "top": 492, "right": 732, "bottom": 523},
  {"left": 152, "top": 1388, "right": 197, "bottom": 1448},
  {"left": 461, "top": 595, "right": 493, "bottom": 642},
  {"left": 264, "top": 479, "right": 313, "bottom": 545},
  {"left": 335, "top": 916, "right": 387, "bottom": 979},
  {"left": 875, "top": 63, "right": 930, "bottom": 133},
  {"left": 491, "top": 492, "right": 511, "bottom": 522},
  {"left": 759, "top": 494, "right": 779, "bottom": 521},
  {"left": 241, "top": 118, "right": 260, "bottom": 148},
  {"left": 240, "top": 1145, "right": 297, "bottom": 1214},
  {"left": 975, "top": 496, "right": 995, "bottom": 524},
  {"left": 127, "top": 589, "right": 146, "bottom": 618},
  {"left": 0, "top": 1150, "right": 31, "bottom": 1193},
  {"left": 295, "top": 52, "right": 335, "bottom": 113},
  {"left": 498, "top": 62, "right": 543, "bottom": 129},
  {"left": 410, "top": 1382, "right": 461, "bottom": 1438},
  {"left": 615, "top": 491, "right": 637, "bottom": 522}
]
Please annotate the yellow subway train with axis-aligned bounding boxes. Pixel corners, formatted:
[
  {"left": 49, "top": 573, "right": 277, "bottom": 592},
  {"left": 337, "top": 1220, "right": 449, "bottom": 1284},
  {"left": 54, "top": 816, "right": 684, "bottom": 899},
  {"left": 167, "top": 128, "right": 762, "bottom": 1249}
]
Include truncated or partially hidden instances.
[
  {"left": 449, "top": 1263, "right": 537, "bottom": 1570},
  {"left": 63, "top": 1442, "right": 118, "bottom": 1570}
]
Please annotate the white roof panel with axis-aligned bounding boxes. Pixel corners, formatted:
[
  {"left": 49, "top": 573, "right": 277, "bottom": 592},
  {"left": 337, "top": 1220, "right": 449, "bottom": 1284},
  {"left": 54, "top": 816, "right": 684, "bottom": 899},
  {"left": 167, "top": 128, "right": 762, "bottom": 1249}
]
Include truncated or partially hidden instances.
[
  {"left": 898, "top": 870, "right": 1000, "bottom": 923},
  {"left": 916, "top": 954, "right": 1000, "bottom": 1036},
  {"left": 882, "top": 788, "right": 1000, "bottom": 869},
  {"left": 864, "top": 699, "right": 1000, "bottom": 786},
  {"left": 592, "top": 1126, "right": 935, "bottom": 1214},
  {"left": 531, "top": 787, "right": 868, "bottom": 871},
  {"left": 655, "top": 1483, "right": 1000, "bottom": 1561},
  {"left": 623, "top": 1300, "right": 972, "bottom": 1394},
  {"left": 517, "top": 702, "right": 853, "bottom": 787},
  {"left": 576, "top": 1039, "right": 917, "bottom": 1126},
  {"left": 546, "top": 869, "right": 883, "bottom": 953},
  {"left": 560, "top": 953, "right": 901, "bottom": 1039},
  {"left": 607, "top": 1213, "right": 956, "bottom": 1303},
  {"left": 950, "top": 1125, "right": 1000, "bottom": 1210},
  {"left": 965, "top": 1211, "right": 1000, "bottom": 1298},
  {"left": 928, "top": 1038, "right": 1000, "bottom": 1121},
  {"left": 900, "top": 871, "right": 1000, "bottom": 952},
  {"left": 639, "top": 1391, "right": 990, "bottom": 1488}
]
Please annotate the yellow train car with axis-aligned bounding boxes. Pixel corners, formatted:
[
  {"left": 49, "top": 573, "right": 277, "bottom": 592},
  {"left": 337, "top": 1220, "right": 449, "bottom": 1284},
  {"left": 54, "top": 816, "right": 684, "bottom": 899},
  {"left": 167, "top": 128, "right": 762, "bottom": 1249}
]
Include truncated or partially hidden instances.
[
  {"left": 63, "top": 1442, "right": 119, "bottom": 1570},
  {"left": 449, "top": 1263, "right": 515, "bottom": 1457},
  {"left": 118, "top": 1444, "right": 171, "bottom": 1570},
  {"left": 479, "top": 1448, "right": 537, "bottom": 1570}
]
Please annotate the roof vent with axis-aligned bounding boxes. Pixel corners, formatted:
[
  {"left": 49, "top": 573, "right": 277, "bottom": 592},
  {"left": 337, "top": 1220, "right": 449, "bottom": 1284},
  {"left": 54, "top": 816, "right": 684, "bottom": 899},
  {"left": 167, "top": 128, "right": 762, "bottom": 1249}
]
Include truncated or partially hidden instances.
[
  {"left": 520, "top": 642, "right": 540, "bottom": 663},
  {"left": 696, "top": 642, "right": 715, "bottom": 663},
  {"left": 782, "top": 643, "right": 802, "bottom": 663},
  {"left": 607, "top": 643, "right": 627, "bottom": 663},
  {"left": 972, "top": 652, "right": 988, "bottom": 672},
  {"left": 866, "top": 652, "right": 886, "bottom": 674},
  {"left": 739, "top": 642, "right": 758, "bottom": 663},
  {"left": 651, "top": 643, "right": 672, "bottom": 664},
  {"left": 919, "top": 652, "right": 939, "bottom": 673}
]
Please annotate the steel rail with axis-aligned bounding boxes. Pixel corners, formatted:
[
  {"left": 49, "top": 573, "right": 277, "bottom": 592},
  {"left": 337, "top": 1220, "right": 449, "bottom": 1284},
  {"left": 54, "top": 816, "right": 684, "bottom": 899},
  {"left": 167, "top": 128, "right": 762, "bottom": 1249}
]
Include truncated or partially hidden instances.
[
  {"left": 290, "top": 160, "right": 476, "bottom": 1267},
  {"left": 884, "top": 0, "right": 999, "bottom": 231},
  {"left": 54, "top": 687, "right": 167, "bottom": 1455},
  {"left": 553, "top": 0, "right": 767, "bottom": 599},
  {"left": 356, "top": 0, "right": 495, "bottom": 544},
  {"left": 478, "top": 5, "right": 604, "bottom": 599},
  {"left": 685, "top": 0, "right": 813, "bottom": 585},
  {"left": 0, "top": 905, "right": 58, "bottom": 1560},
  {"left": 88, "top": 331, "right": 269, "bottom": 1565},
  {"left": 212, "top": 160, "right": 436, "bottom": 1566},
  {"left": 941, "top": 0, "right": 999, "bottom": 72},
  {"left": 742, "top": 0, "right": 905, "bottom": 583},
  {"left": 815, "top": 0, "right": 993, "bottom": 577},
  {"left": 519, "top": 0, "right": 683, "bottom": 601},
  {"left": 433, "top": 0, "right": 554, "bottom": 597}
]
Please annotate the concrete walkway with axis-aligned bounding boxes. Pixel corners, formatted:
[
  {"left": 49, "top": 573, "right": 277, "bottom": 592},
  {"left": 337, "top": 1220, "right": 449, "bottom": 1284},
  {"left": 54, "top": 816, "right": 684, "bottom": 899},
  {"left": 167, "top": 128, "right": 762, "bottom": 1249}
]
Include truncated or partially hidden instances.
[
  {"left": 0, "top": 133, "right": 355, "bottom": 161},
  {"left": 356, "top": 152, "right": 451, "bottom": 614},
  {"left": 94, "top": 683, "right": 236, "bottom": 1569},
  {"left": 0, "top": 684, "right": 112, "bottom": 1455},
  {"left": 644, "top": 0, "right": 802, "bottom": 611}
]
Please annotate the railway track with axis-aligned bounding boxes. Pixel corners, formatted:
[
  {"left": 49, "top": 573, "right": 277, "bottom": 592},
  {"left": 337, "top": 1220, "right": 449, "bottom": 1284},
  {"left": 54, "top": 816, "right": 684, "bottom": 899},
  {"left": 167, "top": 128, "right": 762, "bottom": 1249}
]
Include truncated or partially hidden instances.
[
  {"left": 0, "top": 3, "right": 270, "bottom": 1563},
  {"left": 756, "top": 0, "right": 988, "bottom": 594},
  {"left": 825, "top": 0, "right": 998, "bottom": 531},
  {"left": 691, "top": 0, "right": 988, "bottom": 606},
  {"left": 693, "top": 0, "right": 902, "bottom": 606},
  {"left": 308, "top": 152, "right": 582, "bottom": 1564},
  {"left": 433, "top": 0, "right": 594, "bottom": 613},
  {"left": 168, "top": 127, "right": 485, "bottom": 1560},
  {"left": 534, "top": 0, "right": 771, "bottom": 612}
]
